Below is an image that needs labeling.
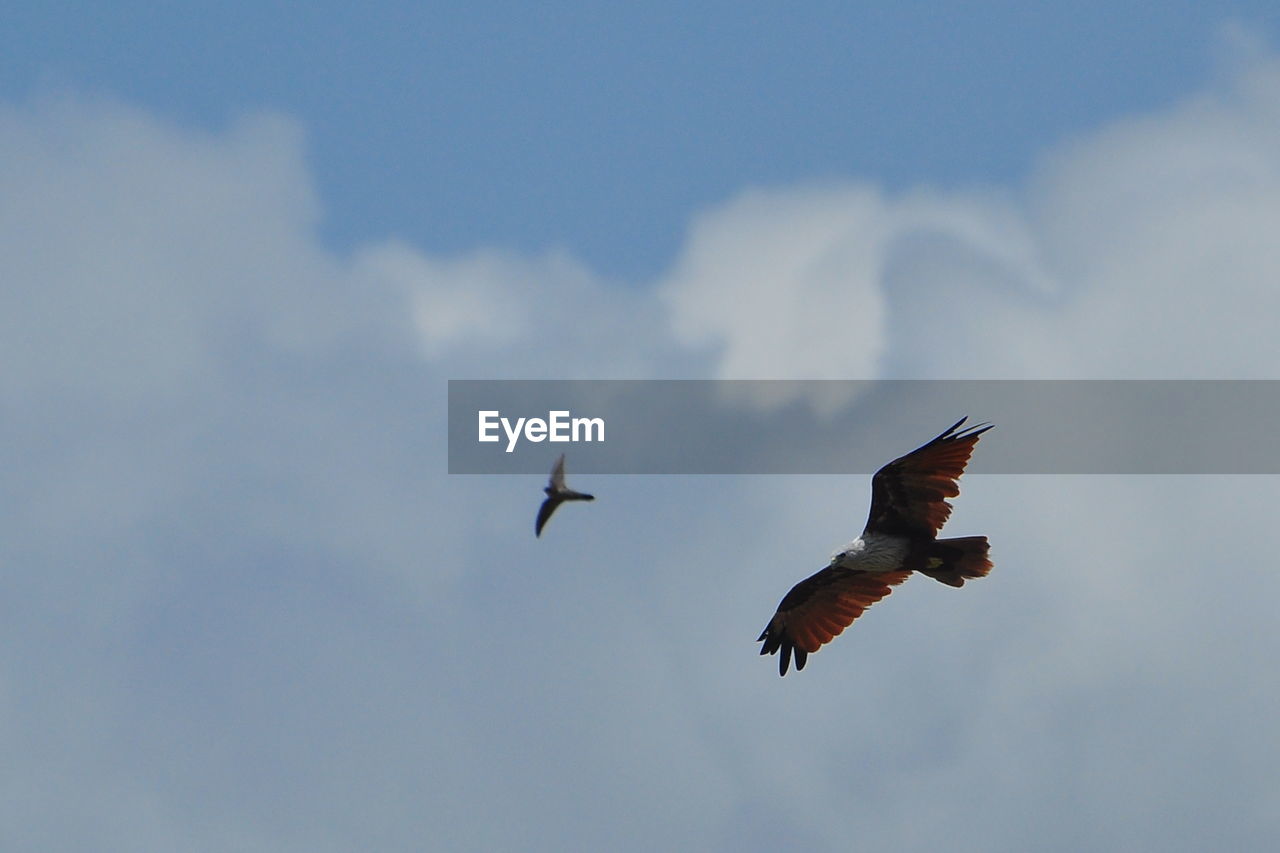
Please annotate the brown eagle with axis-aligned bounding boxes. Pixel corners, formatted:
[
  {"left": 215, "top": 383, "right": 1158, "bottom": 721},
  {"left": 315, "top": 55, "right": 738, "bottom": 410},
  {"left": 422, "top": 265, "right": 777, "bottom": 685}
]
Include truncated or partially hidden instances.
[{"left": 757, "top": 417, "right": 993, "bottom": 675}]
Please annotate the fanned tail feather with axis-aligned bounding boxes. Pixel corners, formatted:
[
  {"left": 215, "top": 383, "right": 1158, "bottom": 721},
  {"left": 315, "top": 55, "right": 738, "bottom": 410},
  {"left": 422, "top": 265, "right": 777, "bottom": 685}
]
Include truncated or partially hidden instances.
[{"left": 917, "top": 536, "right": 992, "bottom": 587}]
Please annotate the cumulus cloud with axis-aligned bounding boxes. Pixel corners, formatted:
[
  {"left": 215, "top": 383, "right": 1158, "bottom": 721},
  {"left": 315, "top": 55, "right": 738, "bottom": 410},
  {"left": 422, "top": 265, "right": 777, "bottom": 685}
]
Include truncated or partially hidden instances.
[
  {"left": 357, "top": 238, "right": 683, "bottom": 379},
  {"left": 661, "top": 185, "right": 893, "bottom": 381},
  {"left": 0, "top": 93, "right": 716, "bottom": 852},
  {"left": 660, "top": 39, "right": 1280, "bottom": 388},
  {"left": 5, "top": 34, "right": 1280, "bottom": 853}
]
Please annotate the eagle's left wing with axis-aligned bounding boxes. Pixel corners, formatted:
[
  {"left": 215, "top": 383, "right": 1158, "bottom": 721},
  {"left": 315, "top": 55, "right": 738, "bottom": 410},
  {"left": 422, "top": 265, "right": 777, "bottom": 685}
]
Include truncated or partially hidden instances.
[{"left": 757, "top": 567, "right": 912, "bottom": 676}]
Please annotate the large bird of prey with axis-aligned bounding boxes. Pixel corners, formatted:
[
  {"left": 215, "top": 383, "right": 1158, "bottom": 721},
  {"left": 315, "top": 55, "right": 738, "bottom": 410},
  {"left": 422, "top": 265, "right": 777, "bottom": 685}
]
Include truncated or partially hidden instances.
[
  {"left": 758, "top": 417, "right": 993, "bottom": 675},
  {"left": 535, "top": 453, "right": 595, "bottom": 537}
]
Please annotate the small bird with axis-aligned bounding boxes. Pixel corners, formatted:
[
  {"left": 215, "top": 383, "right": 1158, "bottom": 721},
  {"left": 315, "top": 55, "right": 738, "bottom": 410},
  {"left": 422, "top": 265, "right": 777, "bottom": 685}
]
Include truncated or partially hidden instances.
[
  {"left": 535, "top": 453, "right": 595, "bottom": 537},
  {"left": 758, "top": 417, "right": 993, "bottom": 675}
]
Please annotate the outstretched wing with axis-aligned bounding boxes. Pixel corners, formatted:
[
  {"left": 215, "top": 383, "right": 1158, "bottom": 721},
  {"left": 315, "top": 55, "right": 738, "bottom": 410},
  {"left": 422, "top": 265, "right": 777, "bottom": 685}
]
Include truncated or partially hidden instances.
[
  {"left": 757, "top": 568, "right": 912, "bottom": 676},
  {"left": 535, "top": 496, "right": 562, "bottom": 537},
  {"left": 548, "top": 453, "right": 567, "bottom": 490},
  {"left": 863, "top": 417, "right": 991, "bottom": 538}
]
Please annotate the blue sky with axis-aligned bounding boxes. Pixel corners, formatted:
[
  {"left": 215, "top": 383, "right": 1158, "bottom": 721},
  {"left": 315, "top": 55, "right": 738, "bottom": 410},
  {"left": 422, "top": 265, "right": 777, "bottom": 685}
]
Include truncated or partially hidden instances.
[
  {"left": 8, "top": 2, "right": 1280, "bottom": 277},
  {"left": 5, "top": 5, "right": 1280, "bottom": 852}
]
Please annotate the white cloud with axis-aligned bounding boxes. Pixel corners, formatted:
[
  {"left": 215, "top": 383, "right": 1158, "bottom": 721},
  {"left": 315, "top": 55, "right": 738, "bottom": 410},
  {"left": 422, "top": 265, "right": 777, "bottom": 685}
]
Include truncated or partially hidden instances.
[
  {"left": 657, "top": 37, "right": 1280, "bottom": 388},
  {"left": 359, "top": 238, "right": 681, "bottom": 379},
  {"left": 661, "top": 184, "right": 892, "bottom": 381}
]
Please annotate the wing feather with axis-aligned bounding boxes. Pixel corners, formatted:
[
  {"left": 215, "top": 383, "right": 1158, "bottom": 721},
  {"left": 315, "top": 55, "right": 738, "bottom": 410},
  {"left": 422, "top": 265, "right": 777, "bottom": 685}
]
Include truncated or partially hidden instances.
[
  {"left": 534, "top": 497, "right": 560, "bottom": 537},
  {"left": 549, "top": 453, "right": 567, "bottom": 489},
  {"left": 864, "top": 417, "right": 991, "bottom": 538},
  {"left": 757, "top": 568, "right": 912, "bottom": 675}
]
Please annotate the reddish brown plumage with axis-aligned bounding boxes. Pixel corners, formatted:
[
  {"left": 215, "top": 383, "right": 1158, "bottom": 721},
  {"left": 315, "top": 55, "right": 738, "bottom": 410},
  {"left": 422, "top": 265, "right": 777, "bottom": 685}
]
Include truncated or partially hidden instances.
[
  {"left": 758, "top": 418, "right": 993, "bottom": 676},
  {"left": 864, "top": 418, "right": 991, "bottom": 538},
  {"left": 758, "top": 568, "right": 911, "bottom": 675}
]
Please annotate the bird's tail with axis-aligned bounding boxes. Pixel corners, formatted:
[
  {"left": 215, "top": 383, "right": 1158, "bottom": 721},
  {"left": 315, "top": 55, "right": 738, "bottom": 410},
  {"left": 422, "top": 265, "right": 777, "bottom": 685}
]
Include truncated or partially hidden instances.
[{"left": 917, "top": 536, "right": 992, "bottom": 587}]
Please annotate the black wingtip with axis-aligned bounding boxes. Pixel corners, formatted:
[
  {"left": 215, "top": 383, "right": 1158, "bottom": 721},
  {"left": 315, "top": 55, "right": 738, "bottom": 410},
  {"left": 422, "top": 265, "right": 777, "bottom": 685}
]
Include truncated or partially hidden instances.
[
  {"left": 940, "top": 416, "right": 994, "bottom": 442},
  {"left": 759, "top": 624, "right": 806, "bottom": 676},
  {"left": 776, "top": 642, "right": 806, "bottom": 677}
]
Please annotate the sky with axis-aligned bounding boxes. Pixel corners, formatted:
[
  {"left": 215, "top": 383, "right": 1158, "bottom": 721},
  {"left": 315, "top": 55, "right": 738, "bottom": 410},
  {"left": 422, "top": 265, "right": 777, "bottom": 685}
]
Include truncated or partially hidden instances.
[{"left": 4, "top": 4, "right": 1280, "bottom": 852}]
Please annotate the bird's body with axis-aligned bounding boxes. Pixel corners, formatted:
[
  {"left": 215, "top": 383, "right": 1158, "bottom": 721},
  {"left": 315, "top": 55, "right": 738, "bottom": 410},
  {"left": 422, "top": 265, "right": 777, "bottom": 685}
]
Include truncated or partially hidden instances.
[
  {"left": 535, "top": 453, "right": 594, "bottom": 537},
  {"left": 758, "top": 418, "right": 993, "bottom": 675}
]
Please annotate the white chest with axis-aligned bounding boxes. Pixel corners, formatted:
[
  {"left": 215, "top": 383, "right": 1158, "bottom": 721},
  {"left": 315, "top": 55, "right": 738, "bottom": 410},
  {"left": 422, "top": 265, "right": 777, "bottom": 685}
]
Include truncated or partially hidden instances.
[{"left": 829, "top": 534, "right": 909, "bottom": 572}]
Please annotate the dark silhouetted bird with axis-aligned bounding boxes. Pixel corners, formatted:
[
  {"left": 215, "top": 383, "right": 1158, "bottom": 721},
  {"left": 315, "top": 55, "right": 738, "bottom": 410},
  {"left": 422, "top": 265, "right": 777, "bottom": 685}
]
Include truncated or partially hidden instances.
[
  {"left": 758, "top": 418, "right": 993, "bottom": 675},
  {"left": 535, "top": 453, "right": 595, "bottom": 537}
]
